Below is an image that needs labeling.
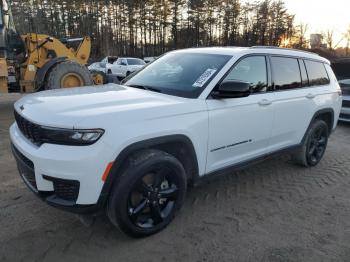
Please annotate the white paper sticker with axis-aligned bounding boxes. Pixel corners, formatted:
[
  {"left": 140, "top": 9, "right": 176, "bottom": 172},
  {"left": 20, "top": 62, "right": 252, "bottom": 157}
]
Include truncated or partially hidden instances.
[{"left": 192, "top": 68, "right": 217, "bottom": 88}]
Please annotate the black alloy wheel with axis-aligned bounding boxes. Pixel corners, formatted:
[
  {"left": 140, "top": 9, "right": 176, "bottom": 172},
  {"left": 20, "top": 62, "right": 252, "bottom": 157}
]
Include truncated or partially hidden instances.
[
  {"left": 107, "top": 149, "right": 187, "bottom": 237},
  {"left": 292, "top": 119, "right": 329, "bottom": 167},
  {"left": 128, "top": 167, "right": 179, "bottom": 228},
  {"left": 306, "top": 124, "right": 328, "bottom": 166}
]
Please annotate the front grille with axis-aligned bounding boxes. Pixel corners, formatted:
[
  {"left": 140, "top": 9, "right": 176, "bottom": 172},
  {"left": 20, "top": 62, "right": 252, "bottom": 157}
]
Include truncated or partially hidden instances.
[
  {"left": 43, "top": 176, "right": 80, "bottom": 202},
  {"left": 14, "top": 110, "right": 43, "bottom": 146},
  {"left": 342, "top": 100, "right": 350, "bottom": 108},
  {"left": 11, "top": 144, "right": 37, "bottom": 190}
]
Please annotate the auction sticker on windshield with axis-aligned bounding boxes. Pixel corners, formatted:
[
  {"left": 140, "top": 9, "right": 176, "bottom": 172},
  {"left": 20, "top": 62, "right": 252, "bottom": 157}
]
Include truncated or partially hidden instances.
[{"left": 192, "top": 69, "right": 217, "bottom": 87}]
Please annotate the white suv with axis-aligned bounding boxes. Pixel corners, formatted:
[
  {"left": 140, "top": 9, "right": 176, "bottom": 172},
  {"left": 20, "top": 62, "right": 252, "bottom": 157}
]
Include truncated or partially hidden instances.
[
  {"left": 108, "top": 57, "right": 146, "bottom": 78},
  {"left": 10, "top": 47, "right": 342, "bottom": 237}
]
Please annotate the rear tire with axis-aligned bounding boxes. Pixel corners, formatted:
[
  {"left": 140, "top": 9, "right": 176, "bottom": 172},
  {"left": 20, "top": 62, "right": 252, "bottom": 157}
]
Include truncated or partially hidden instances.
[
  {"left": 107, "top": 149, "right": 187, "bottom": 237},
  {"left": 292, "top": 119, "right": 329, "bottom": 167},
  {"left": 44, "top": 61, "right": 93, "bottom": 90}
]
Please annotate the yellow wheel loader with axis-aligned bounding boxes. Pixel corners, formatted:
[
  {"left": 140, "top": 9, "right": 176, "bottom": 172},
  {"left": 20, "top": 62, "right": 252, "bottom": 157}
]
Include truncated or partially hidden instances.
[{"left": 0, "top": 0, "right": 103, "bottom": 94}]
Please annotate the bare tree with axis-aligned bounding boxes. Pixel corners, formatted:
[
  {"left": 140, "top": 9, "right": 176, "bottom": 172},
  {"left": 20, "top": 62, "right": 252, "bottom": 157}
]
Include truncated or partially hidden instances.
[
  {"left": 293, "top": 23, "right": 309, "bottom": 49},
  {"left": 325, "top": 30, "right": 334, "bottom": 49},
  {"left": 345, "top": 26, "right": 350, "bottom": 56}
]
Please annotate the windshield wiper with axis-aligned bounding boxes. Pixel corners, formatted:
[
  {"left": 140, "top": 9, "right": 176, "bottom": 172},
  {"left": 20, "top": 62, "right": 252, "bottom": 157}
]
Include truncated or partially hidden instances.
[{"left": 126, "top": 84, "right": 162, "bottom": 93}]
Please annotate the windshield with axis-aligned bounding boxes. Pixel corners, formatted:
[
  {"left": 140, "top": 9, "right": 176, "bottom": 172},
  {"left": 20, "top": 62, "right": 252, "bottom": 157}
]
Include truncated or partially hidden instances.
[
  {"left": 124, "top": 52, "right": 231, "bottom": 98},
  {"left": 127, "top": 58, "right": 145, "bottom": 65}
]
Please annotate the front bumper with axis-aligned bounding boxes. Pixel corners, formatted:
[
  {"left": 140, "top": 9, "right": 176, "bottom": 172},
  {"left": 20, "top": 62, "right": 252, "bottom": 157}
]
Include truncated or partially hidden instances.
[
  {"left": 339, "top": 95, "right": 350, "bottom": 122},
  {"left": 10, "top": 123, "right": 115, "bottom": 213}
]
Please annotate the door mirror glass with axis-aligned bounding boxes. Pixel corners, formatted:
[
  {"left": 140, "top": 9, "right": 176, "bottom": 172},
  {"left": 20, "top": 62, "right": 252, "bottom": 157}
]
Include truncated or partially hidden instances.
[{"left": 213, "top": 80, "right": 251, "bottom": 98}]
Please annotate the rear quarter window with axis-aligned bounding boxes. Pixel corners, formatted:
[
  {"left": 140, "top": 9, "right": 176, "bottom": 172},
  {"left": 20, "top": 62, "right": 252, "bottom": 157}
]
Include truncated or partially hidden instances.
[{"left": 304, "top": 60, "right": 330, "bottom": 86}]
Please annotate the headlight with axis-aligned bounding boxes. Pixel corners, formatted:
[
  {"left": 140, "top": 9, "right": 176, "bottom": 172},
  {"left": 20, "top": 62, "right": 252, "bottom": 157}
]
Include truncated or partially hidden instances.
[{"left": 41, "top": 127, "right": 104, "bottom": 146}]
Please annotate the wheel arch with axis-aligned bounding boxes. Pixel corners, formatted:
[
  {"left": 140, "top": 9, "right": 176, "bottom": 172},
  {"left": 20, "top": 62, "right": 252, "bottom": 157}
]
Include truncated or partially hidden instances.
[
  {"left": 302, "top": 108, "right": 335, "bottom": 143},
  {"left": 99, "top": 135, "right": 199, "bottom": 207},
  {"left": 115, "top": 135, "right": 199, "bottom": 183}
]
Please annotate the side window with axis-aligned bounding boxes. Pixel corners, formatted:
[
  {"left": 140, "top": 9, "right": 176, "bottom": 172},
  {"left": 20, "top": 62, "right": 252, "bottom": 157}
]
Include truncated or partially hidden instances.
[
  {"left": 271, "top": 56, "right": 301, "bottom": 90},
  {"left": 304, "top": 60, "right": 330, "bottom": 86},
  {"left": 299, "top": 59, "right": 309, "bottom": 87},
  {"left": 224, "top": 56, "right": 268, "bottom": 93},
  {"left": 121, "top": 59, "right": 127, "bottom": 66}
]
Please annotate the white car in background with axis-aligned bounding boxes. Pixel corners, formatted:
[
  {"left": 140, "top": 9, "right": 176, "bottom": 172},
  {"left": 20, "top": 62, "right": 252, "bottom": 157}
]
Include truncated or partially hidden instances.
[
  {"left": 88, "top": 61, "right": 108, "bottom": 73},
  {"left": 88, "top": 56, "right": 118, "bottom": 74},
  {"left": 109, "top": 57, "right": 146, "bottom": 78}
]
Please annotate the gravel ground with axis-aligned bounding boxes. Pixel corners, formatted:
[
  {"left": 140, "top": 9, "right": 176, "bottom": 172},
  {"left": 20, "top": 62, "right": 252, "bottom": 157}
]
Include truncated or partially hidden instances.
[{"left": 1, "top": 94, "right": 350, "bottom": 262}]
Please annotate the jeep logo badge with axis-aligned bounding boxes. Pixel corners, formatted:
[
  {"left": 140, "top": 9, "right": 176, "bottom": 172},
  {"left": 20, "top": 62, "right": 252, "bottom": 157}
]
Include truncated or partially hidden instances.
[{"left": 20, "top": 105, "right": 24, "bottom": 111}]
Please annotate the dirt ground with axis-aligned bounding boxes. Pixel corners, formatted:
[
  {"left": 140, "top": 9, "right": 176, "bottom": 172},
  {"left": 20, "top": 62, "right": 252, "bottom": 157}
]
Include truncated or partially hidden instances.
[{"left": 1, "top": 94, "right": 350, "bottom": 262}]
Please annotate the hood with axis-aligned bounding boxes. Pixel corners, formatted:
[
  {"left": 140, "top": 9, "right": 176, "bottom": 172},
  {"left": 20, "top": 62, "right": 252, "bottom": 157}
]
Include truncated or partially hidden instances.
[{"left": 14, "top": 84, "right": 187, "bottom": 128}]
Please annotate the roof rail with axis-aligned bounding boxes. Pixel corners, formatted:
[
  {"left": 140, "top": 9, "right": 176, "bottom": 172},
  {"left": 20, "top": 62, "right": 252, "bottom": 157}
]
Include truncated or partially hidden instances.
[{"left": 250, "top": 46, "right": 319, "bottom": 56}]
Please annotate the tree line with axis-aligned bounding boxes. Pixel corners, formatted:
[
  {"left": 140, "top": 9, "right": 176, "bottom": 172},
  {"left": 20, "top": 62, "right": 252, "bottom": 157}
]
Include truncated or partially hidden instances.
[{"left": 10, "top": 0, "right": 298, "bottom": 60}]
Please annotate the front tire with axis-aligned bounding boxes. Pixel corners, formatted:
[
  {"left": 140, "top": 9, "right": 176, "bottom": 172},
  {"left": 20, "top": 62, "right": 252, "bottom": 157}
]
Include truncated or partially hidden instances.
[
  {"left": 292, "top": 119, "right": 329, "bottom": 167},
  {"left": 107, "top": 149, "right": 187, "bottom": 237}
]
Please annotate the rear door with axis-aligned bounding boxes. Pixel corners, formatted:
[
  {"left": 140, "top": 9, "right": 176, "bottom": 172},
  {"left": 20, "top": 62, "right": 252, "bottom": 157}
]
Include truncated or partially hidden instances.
[
  {"left": 206, "top": 55, "right": 275, "bottom": 173},
  {"left": 267, "top": 56, "right": 330, "bottom": 152}
]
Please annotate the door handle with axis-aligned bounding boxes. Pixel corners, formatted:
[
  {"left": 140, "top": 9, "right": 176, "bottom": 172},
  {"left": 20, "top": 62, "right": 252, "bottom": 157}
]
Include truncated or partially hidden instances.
[
  {"left": 258, "top": 99, "right": 272, "bottom": 106},
  {"left": 306, "top": 93, "right": 316, "bottom": 99}
]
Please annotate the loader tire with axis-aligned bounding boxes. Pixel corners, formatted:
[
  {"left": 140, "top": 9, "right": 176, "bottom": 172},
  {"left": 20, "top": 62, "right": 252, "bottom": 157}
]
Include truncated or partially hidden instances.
[{"left": 44, "top": 61, "right": 93, "bottom": 90}]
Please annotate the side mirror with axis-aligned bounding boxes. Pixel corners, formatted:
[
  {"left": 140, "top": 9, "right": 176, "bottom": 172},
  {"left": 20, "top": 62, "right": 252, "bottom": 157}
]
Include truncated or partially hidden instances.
[{"left": 212, "top": 80, "right": 251, "bottom": 99}]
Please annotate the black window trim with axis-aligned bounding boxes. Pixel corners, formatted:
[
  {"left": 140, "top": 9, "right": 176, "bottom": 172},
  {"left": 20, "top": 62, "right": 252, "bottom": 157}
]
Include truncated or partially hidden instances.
[
  {"left": 299, "top": 59, "right": 310, "bottom": 87},
  {"left": 269, "top": 54, "right": 330, "bottom": 93},
  {"left": 207, "top": 53, "right": 330, "bottom": 99}
]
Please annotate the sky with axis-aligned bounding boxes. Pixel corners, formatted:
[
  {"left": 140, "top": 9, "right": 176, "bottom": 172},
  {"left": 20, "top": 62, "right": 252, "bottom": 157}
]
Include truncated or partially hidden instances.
[{"left": 283, "top": 0, "right": 350, "bottom": 47}]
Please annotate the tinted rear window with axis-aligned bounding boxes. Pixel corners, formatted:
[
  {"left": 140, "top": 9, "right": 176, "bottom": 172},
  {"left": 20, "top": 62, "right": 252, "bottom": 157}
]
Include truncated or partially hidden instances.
[
  {"left": 271, "top": 57, "right": 301, "bottom": 90},
  {"left": 304, "top": 60, "right": 330, "bottom": 86}
]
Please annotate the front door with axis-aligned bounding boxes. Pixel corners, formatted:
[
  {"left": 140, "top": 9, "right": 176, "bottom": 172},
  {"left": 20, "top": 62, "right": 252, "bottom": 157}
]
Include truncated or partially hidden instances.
[{"left": 206, "top": 55, "right": 274, "bottom": 173}]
